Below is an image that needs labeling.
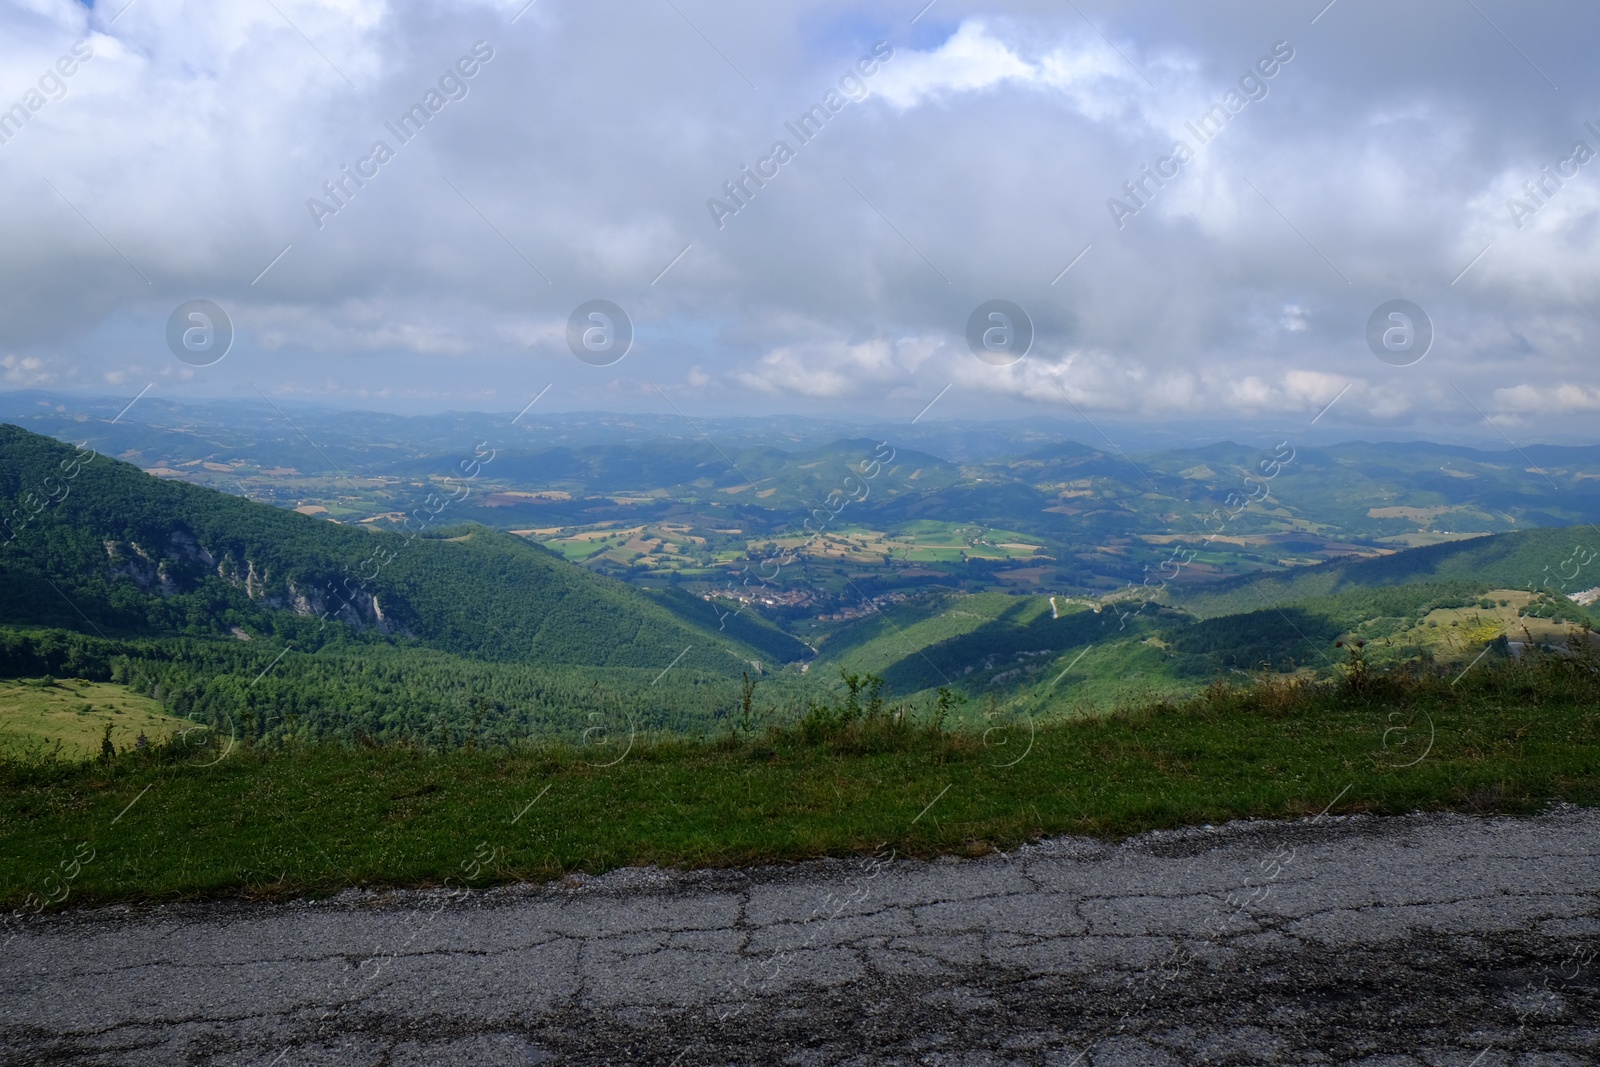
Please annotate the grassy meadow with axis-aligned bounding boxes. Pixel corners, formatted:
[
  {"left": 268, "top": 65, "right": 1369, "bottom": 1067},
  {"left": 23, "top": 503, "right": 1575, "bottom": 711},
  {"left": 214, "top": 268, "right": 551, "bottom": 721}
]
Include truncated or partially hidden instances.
[
  {"left": 2, "top": 652, "right": 1597, "bottom": 910},
  {"left": 0, "top": 677, "right": 189, "bottom": 761}
]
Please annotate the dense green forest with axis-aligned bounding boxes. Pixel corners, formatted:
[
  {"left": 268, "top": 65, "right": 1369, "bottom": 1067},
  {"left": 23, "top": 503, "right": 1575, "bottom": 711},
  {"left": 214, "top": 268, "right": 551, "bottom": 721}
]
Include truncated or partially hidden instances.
[
  {"left": 0, "top": 426, "right": 784, "bottom": 672},
  {"left": 645, "top": 585, "right": 812, "bottom": 664},
  {"left": 0, "top": 425, "right": 820, "bottom": 745},
  {"left": 0, "top": 626, "right": 822, "bottom": 747}
]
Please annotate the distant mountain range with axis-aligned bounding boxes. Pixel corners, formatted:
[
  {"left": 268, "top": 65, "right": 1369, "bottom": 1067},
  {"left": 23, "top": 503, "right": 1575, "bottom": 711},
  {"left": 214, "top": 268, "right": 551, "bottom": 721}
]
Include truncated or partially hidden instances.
[
  {"left": 7, "top": 392, "right": 1600, "bottom": 607},
  {"left": 5, "top": 405, "right": 1600, "bottom": 743}
]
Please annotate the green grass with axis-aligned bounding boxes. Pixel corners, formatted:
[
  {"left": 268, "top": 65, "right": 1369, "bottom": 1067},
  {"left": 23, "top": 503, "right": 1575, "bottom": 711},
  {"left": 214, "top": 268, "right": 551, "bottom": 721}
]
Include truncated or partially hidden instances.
[
  {"left": 0, "top": 677, "right": 186, "bottom": 760},
  {"left": 1032, "top": 637, "right": 1205, "bottom": 713},
  {"left": 814, "top": 591, "right": 1040, "bottom": 674},
  {"left": 3, "top": 655, "right": 1597, "bottom": 910}
]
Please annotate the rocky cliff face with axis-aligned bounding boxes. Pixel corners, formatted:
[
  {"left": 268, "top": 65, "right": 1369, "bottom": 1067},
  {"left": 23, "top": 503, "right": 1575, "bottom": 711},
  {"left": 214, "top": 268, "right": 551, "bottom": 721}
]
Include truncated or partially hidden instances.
[{"left": 101, "top": 529, "right": 405, "bottom": 636}]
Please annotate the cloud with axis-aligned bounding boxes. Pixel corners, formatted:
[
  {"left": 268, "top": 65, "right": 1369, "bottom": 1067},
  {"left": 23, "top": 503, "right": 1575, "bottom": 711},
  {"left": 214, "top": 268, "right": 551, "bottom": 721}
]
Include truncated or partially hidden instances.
[
  {"left": 874, "top": 21, "right": 1056, "bottom": 108},
  {"left": 737, "top": 336, "right": 937, "bottom": 398},
  {"left": 2, "top": 354, "right": 51, "bottom": 386},
  {"left": 1494, "top": 382, "right": 1600, "bottom": 414},
  {"left": 0, "top": 0, "right": 1594, "bottom": 439}
]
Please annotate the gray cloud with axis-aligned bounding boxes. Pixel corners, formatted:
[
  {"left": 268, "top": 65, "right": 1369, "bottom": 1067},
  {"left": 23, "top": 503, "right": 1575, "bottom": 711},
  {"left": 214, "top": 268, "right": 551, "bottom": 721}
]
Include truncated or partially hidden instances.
[{"left": 0, "top": 0, "right": 1596, "bottom": 440}]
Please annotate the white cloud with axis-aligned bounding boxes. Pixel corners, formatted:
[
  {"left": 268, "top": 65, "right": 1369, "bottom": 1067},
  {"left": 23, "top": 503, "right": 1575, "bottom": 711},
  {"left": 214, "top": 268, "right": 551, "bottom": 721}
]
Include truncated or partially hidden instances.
[
  {"left": 1, "top": 354, "right": 51, "bottom": 386},
  {"left": 0, "top": 1, "right": 1593, "bottom": 436},
  {"left": 738, "top": 338, "right": 914, "bottom": 398},
  {"left": 875, "top": 21, "right": 1048, "bottom": 109},
  {"left": 1494, "top": 382, "right": 1600, "bottom": 414}
]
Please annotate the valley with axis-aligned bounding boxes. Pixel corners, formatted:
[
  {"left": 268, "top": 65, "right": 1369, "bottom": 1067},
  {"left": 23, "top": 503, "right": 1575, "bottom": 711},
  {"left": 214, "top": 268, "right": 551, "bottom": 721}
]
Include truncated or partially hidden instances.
[{"left": 4, "top": 403, "right": 1600, "bottom": 750}]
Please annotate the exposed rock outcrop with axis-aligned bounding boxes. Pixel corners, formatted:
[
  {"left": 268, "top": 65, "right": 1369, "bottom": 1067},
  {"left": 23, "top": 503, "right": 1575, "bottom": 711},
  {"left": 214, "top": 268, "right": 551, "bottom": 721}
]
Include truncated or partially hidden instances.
[{"left": 101, "top": 529, "right": 406, "bottom": 636}]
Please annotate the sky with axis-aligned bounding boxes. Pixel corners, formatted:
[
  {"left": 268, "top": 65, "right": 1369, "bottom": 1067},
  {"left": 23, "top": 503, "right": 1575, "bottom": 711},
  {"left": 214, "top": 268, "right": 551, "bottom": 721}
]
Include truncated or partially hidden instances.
[{"left": 1, "top": 0, "right": 1598, "bottom": 441}]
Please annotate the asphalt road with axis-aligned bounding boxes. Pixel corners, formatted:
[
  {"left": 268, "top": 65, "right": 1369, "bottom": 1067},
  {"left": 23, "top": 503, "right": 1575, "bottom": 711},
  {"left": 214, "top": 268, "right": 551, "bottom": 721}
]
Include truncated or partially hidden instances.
[{"left": 3, "top": 807, "right": 1598, "bottom": 1065}]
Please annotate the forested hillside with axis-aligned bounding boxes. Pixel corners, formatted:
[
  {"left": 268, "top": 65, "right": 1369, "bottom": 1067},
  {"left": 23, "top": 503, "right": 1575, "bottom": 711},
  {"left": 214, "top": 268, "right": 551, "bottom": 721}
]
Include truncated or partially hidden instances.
[
  {"left": 0, "top": 425, "right": 785, "bottom": 673},
  {"left": 0, "top": 627, "right": 812, "bottom": 747},
  {"left": 1170, "top": 526, "right": 1600, "bottom": 619},
  {"left": 798, "top": 527, "right": 1600, "bottom": 715}
]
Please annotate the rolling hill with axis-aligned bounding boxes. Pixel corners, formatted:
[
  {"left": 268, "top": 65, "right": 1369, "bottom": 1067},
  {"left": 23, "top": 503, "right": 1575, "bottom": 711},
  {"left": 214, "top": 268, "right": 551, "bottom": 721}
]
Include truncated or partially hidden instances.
[
  {"left": 1168, "top": 525, "right": 1600, "bottom": 619},
  {"left": 796, "top": 527, "right": 1600, "bottom": 717},
  {"left": 0, "top": 424, "right": 792, "bottom": 673}
]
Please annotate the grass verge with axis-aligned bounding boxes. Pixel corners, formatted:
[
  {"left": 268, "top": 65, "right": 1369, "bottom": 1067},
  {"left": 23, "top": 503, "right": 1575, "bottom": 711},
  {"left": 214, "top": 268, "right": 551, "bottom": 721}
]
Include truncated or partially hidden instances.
[{"left": 2, "top": 654, "right": 1597, "bottom": 910}]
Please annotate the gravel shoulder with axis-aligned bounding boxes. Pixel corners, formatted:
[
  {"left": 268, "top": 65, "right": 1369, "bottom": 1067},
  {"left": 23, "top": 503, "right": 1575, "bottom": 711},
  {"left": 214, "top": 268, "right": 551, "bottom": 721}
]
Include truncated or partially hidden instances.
[{"left": 3, "top": 807, "right": 1598, "bottom": 1065}]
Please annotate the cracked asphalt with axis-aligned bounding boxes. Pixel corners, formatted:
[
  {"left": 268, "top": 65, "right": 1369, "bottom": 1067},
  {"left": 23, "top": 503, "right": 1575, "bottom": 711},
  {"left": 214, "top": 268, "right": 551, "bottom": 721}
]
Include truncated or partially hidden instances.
[{"left": 3, "top": 807, "right": 1598, "bottom": 1066}]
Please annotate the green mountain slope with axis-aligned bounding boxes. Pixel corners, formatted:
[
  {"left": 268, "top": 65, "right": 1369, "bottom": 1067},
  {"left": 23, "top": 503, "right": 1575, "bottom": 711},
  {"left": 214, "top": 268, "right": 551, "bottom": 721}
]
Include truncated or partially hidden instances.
[
  {"left": 798, "top": 528, "right": 1600, "bottom": 720},
  {"left": 644, "top": 586, "right": 811, "bottom": 665},
  {"left": 1170, "top": 526, "right": 1600, "bottom": 619},
  {"left": 0, "top": 425, "right": 785, "bottom": 673},
  {"left": 807, "top": 591, "right": 1176, "bottom": 704}
]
